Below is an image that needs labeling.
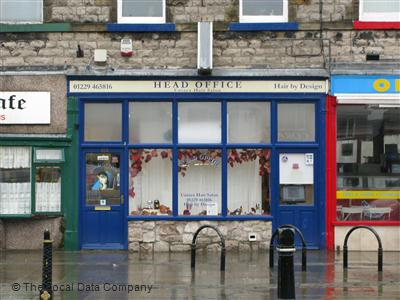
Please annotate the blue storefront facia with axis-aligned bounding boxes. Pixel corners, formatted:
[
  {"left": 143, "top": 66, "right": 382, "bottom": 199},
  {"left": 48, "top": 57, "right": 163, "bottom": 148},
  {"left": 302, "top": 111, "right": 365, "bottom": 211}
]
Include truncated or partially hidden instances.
[{"left": 68, "top": 76, "right": 328, "bottom": 250}]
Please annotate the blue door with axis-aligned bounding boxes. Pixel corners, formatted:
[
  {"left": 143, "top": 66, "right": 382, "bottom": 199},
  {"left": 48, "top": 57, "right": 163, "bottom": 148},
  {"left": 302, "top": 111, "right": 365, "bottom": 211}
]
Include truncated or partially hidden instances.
[
  {"left": 81, "top": 150, "right": 126, "bottom": 249},
  {"left": 274, "top": 150, "right": 321, "bottom": 248}
]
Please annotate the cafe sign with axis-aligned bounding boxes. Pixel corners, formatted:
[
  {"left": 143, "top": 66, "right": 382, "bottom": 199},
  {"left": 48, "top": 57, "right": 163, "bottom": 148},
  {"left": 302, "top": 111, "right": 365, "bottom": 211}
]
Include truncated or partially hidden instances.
[
  {"left": 69, "top": 80, "right": 328, "bottom": 93},
  {"left": 0, "top": 92, "right": 51, "bottom": 124}
]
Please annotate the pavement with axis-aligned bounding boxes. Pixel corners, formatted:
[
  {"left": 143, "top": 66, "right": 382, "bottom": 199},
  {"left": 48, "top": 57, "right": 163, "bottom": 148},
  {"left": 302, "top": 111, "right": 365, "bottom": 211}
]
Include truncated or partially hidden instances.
[{"left": 0, "top": 249, "right": 399, "bottom": 299}]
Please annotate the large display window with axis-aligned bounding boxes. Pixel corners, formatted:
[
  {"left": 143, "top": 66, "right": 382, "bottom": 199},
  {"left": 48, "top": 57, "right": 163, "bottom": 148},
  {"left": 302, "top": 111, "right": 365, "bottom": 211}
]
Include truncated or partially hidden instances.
[{"left": 336, "top": 105, "right": 400, "bottom": 221}]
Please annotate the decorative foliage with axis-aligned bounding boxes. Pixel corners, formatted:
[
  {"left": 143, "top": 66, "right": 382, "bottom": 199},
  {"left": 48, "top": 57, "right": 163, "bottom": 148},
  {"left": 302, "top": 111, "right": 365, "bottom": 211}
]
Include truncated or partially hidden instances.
[
  {"left": 129, "top": 149, "right": 172, "bottom": 198},
  {"left": 228, "top": 149, "right": 271, "bottom": 176}
]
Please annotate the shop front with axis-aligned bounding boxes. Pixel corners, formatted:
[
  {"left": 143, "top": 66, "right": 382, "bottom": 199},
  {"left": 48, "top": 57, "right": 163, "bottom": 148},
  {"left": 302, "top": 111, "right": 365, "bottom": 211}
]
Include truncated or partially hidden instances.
[
  {"left": 327, "top": 75, "right": 400, "bottom": 251},
  {"left": 0, "top": 75, "right": 77, "bottom": 250},
  {"left": 68, "top": 77, "right": 328, "bottom": 251}
]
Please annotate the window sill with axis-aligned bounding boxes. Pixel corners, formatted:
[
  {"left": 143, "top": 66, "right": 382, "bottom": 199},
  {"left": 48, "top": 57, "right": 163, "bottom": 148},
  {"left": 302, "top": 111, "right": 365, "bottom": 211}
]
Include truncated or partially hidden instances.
[
  {"left": 353, "top": 21, "right": 400, "bottom": 30},
  {"left": 229, "top": 22, "right": 299, "bottom": 31},
  {"left": 107, "top": 23, "right": 176, "bottom": 32},
  {"left": 127, "top": 215, "right": 273, "bottom": 221},
  {"left": 0, "top": 23, "right": 71, "bottom": 32}
]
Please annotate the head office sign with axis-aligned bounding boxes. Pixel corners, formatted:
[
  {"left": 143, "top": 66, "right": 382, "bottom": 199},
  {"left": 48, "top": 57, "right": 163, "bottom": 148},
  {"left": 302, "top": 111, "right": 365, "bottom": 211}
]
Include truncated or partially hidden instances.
[{"left": 0, "top": 92, "right": 51, "bottom": 124}]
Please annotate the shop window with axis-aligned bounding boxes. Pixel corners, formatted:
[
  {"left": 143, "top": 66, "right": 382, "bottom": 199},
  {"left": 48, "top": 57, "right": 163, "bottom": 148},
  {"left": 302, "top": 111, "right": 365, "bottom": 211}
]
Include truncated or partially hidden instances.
[
  {"left": 278, "top": 103, "right": 315, "bottom": 142},
  {"left": 336, "top": 105, "right": 400, "bottom": 221},
  {"left": 84, "top": 103, "right": 122, "bottom": 142},
  {"left": 129, "top": 102, "right": 172, "bottom": 144},
  {"left": 228, "top": 102, "right": 271, "bottom": 143},
  {"left": 240, "top": 0, "right": 288, "bottom": 23},
  {"left": 118, "top": 0, "right": 165, "bottom": 24},
  {"left": 0, "top": 147, "right": 31, "bottom": 215},
  {"left": 35, "top": 167, "right": 61, "bottom": 212},
  {"left": 359, "top": 0, "right": 400, "bottom": 22},
  {"left": 0, "top": 0, "right": 42, "bottom": 23},
  {"left": 178, "top": 149, "right": 222, "bottom": 216},
  {"left": 178, "top": 102, "right": 221, "bottom": 144},
  {"left": 34, "top": 148, "right": 65, "bottom": 163},
  {"left": 228, "top": 149, "right": 271, "bottom": 215},
  {"left": 129, "top": 149, "right": 172, "bottom": 216}
]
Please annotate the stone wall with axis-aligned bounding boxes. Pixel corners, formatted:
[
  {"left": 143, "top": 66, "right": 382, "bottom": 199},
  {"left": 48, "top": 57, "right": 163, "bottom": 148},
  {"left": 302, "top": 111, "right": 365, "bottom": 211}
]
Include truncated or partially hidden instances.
[
  {"left": 0, "top": 217, "right": 64, "bottom": 250},
  {"left": 41, "top": 0, "right": 360, "bottom": 24},
  {"left": 128, "top": 221, "right": 272, "bottom": 252}
]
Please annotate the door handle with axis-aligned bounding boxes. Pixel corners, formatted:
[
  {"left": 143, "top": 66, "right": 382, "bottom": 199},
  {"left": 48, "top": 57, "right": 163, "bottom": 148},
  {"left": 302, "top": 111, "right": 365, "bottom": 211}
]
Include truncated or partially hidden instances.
[{"left": 120, "top": 194, "right": 124, "bottom": 205}]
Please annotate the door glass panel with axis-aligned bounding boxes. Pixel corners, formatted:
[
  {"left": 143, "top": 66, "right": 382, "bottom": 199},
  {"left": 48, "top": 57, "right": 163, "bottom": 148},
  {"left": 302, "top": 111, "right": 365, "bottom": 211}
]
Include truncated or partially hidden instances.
[
  {"left": 85, "top": 153, "right": 121, "bottom": 206},
  {"left": 84, "top": 103, "right": 122, "bottom": 141},
  {"left": 279, "top": 153, "right": 314, "bottom": 205},
  {"left": 278, "top": 103, "right": 315, "bottom": 142}
]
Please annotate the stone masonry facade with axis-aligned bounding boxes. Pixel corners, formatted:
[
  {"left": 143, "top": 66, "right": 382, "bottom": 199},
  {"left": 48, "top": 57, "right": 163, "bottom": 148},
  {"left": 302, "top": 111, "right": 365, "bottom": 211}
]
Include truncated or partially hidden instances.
[
  {"left": 128, "top": 221, "right": 272, "bottom": 252},
  {"left": 1, "top": 0, "right": 399, "bottom": 72},
  {"left": 0, "top": 0, "right": 399, "bottom": 251}
]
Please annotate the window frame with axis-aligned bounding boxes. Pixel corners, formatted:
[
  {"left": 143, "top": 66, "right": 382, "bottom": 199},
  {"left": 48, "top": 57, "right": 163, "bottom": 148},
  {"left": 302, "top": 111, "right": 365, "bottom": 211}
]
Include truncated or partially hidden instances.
[
  {"left": 0, "top": 146, "right": 64, "bottom": 217},
  {"left": 117, "top": 0, "right": 166, "bottom": 24},
  {"left": 359, "top": 0, "right": 400, "bottom": 22},
  {"left": 239, "top": 0, "right": 288, "bottom": 23},
  {"left": 0, "top": 0, "right": 43, "bottom": 24}
]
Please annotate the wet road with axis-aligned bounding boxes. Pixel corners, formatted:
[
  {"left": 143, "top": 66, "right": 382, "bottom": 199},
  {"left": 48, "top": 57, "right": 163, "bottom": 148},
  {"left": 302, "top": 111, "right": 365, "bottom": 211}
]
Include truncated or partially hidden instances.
[{"left": 0, "top": 250, "right": 399, "bottom": 299}]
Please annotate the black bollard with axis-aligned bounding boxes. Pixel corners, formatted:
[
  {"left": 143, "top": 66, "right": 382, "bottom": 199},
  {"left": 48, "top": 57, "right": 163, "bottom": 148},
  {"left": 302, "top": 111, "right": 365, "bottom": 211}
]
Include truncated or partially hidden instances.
[
  {"left": 277, "top": 228, "right": 296, "bottom": 300},
  {"left": 40, "top": 229, "right": 53, "bottom": 300}
]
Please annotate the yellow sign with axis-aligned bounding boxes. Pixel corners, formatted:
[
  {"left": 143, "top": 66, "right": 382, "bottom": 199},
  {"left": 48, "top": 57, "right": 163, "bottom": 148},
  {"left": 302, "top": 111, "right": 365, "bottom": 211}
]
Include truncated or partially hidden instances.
[
  {"left": 69, "top": 80, "right": 327, "bottom": 94},
  {"left": 337, "top": 190, "right": 400, "bottom": 200}
]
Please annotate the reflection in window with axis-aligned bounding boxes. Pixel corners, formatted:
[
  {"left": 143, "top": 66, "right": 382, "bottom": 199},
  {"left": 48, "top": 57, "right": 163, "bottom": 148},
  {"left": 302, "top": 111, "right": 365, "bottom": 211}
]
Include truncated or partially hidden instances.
[
  {"left": 228, "top": 149, "right": 271, "bottom": 215},
  {"left": 336, "top": 105, "right": 400, "bottom": 221},
  {"left": 119, "top": 0, "right": 165, "bottom": 23},
  {"left": 129, "top": 102, "right": 172, "bottom": 144},
  {"left": 129, "top": 149, "right": 172, "bottom": 216},
  {"left": 84, "top": 103, "right": 122, "bottom": 142},
  {"left": 228, "top": 102, "right": 271, "bottom": 143},
  {"left": 360, "top": 0, "right": 400, "bottom": 21},
  {"left": 240, "top": 0, "right": 288, "bottom": 23},
  {"left": 86, "top": 153, "right": 121, "bottom": 206},
  {"left": 0, "top": 147, "right": 31, "bottom": 215},
  {"left": 0, "top": 0, "right": 42, "bottom": 23},
  {"left": 278, "top": 103, "right": 315, "bottom": 141},
  {"left": 36, "top": 167, "right": 61, "bottom": 212},
  {"left": 178, "top": 149, "right": 221, "bottom": 216},
  {"left": 178, "top": 102, "right": 221, "bottom": 144}
]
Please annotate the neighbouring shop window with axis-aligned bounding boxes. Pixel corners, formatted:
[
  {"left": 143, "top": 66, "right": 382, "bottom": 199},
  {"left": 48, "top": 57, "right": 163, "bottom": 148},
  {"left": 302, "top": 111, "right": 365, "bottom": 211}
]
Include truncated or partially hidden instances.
[
  {"left": 0, "top": 147, "right": 31, "bottom": 215},
  {"left": 0, "top": 0, "right": 42, "bottom": 23},
  {"left": 278, "top": 103, "right": 315, "bottom": 142},
  {"left": 118, "top": 0, "right": 165, "bottom": 24},
  {"left": 85, "top": 153, "right": 121, "bottom": 206},
  {"left": 129, "top": 102, "right": 172, "bottom": 144},
  {"left": 359, "top": 0, "right": 400, "bottom": 22},
  {"left": 228, "top": 102, "right": 271, "bottom": 143},
  {"left": 129, "top": 149, "right": 172, "bottom": 216},
  {"left": 178, "top": 102, "right": 221, "bottom": 144},
  {"left": 35, "top": 148, "right": 64, "bottom": 163},
  {"left": 228, "top": 149, "right": 271, "bottom": 215},
  {"left": 35, "top": 167, "right": 61, "bottom": 212},
  {"left": 84, "top": 103, "right": 122, "bottom": 142},
  {"left": 178, "top": 149, "right": 222, "bottom": 216},
  {"left": 336, "top": 105, "right": 400, "bottom": 221},
  {"left": 279, "top": 153, "right": 314, "bottom": 205},
  {"left": 240, "top": 0, "right": 288, "bottom": 23}
]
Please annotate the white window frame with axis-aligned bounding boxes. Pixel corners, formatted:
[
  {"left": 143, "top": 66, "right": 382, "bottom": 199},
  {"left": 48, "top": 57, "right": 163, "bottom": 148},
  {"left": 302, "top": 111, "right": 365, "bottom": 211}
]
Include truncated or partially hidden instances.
[
  {"left": 239, "top": 0, "right": 288, "bottom": 23},
  {"left": 117, "top": 0, "right": 166, "bottom": 24},
  {"left": 0, "top": 0, "right": 43, "bottom": 24},
  {"left": 359, "top": 0, "right": 400, "bottom": 22}
]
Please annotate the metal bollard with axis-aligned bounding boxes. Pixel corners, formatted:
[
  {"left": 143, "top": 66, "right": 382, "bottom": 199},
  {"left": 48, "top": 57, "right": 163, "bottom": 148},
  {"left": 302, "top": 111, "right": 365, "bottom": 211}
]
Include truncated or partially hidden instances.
[
  {"left": 277, "top": 228, "right": 296, "bottom": 300},
  {"left": 40, "top": 229, "right": 53, "bottom": 300}
]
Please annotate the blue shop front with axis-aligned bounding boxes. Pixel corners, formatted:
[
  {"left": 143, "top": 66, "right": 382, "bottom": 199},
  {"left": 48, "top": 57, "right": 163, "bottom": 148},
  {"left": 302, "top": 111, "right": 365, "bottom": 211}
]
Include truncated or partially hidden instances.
[{"left": 67, "top": 77, "right": 328, "bottom": 250}]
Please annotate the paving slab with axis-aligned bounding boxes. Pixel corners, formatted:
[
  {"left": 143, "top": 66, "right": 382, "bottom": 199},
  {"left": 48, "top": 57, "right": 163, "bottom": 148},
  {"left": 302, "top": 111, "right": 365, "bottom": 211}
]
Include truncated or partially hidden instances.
[{"left": 0, "top": 250, "right": 399, "bottom": 299}]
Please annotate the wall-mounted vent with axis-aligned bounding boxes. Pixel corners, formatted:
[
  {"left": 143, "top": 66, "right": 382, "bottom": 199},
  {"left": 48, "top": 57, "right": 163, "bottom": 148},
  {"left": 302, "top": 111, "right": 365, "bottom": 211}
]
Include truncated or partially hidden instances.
[
  {"left": 197, "top": 22, "right": 213, "bottom": 75},
  {"left": 366, "top": 54, "right": 380, "bottom": 61}
]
